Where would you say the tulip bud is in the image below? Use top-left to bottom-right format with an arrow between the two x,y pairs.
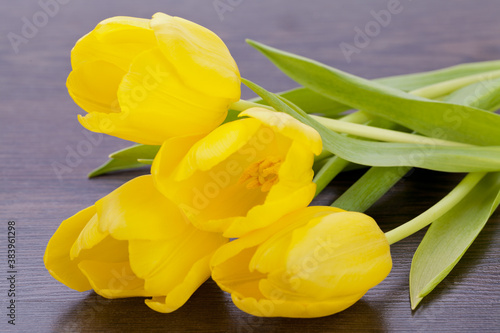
44,175 -> 227,312
67,13 -> 241,145
211,206 -> 392,318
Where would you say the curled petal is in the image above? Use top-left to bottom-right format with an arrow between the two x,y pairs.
44,206 -> 96,292
67,60 -> 124,115
241,108 -> 322,155
96,175 -> 190,240
144,254 -> 214,313
78,260 -> 150,299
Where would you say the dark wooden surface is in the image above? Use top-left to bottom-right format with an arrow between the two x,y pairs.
1,1 -> 499,332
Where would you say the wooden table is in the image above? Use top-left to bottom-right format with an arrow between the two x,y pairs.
1,1 -> 499,331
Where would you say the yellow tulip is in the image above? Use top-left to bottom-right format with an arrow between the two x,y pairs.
152,107 -> 323,237
67,13 -> 241,145
44,175 -> 227,313
211,206 -> 392,318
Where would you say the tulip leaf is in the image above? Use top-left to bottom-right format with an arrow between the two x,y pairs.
243,78 -> 500,173
109,144 -> 160,160
444,77 -> 500,111
333,166 -> 412,212
375,59 -> 500,92
88,158 -> 149,178
246,39 -> 500,146
137,159 -> 154,165
87,144 -> 159,177
409,172 -> 500,309
223,109 -> 243,123
250,86 -> 350,116
332,76 -> 500,212
250,60 -> 500,116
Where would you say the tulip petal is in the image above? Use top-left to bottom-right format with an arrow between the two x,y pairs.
152,135 -> 206,187
249,206 -> 345,274
78,260 -> 150,298
241,108 -> 323,155
285,212 -> 392,298
266,140 -> 316,202
96,175 -> 190,240
114,48 -> 230,144
128,229 -> 227,293
231,293 -> 362,318
67,60 -> 124,115
150,12 -> 240,100
144,254 -> 212,313
223,183 -> 316,237
172,118 -> 262,181
44,206 -> 95,292
71,16 -> 156,71
131,228 -> 227,312
211,247 -> 266,300
70,214 -> 108,260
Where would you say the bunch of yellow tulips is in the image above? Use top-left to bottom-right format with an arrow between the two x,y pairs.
45,12 -> 396,318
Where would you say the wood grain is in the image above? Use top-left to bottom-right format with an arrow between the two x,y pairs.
1,1 -> 499,332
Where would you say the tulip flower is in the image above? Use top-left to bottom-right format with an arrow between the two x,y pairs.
44,175 -> 227,313
67,13 -> 241,145
152,107 -> 323,237
211,206 -> 392,318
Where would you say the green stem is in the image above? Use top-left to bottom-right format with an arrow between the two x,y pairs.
384,172 -> 487,245
230,99 -> 273,112
410,69 -> 500,98
313,157 -> 350,195
310,116 -> 469,147
332,166 -> 412,212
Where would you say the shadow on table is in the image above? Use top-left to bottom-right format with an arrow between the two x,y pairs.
53,280 -> 385,332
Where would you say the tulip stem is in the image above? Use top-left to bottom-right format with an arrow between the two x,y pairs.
409,69 -> 500,98
230,100 -> 274,111
312,116 -> 469,147
313,157 -> 351,196
384,172 -> 487,245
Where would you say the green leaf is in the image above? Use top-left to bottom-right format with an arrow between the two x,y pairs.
109,144 -> 160,160
88,158 -> 148,178
249,86 -> 351,116
444,76 -> 500,111
249,60 -> 500,116
313,156 -> 350,195
410,172 -> 500,309
246,39 -> 500,146
137,158 -> 154,165
333,76 -> 500,212
223,108 -> 244,123
332,166 -> 412,212
376,59 -> 500,92
243,78 -> 500,173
